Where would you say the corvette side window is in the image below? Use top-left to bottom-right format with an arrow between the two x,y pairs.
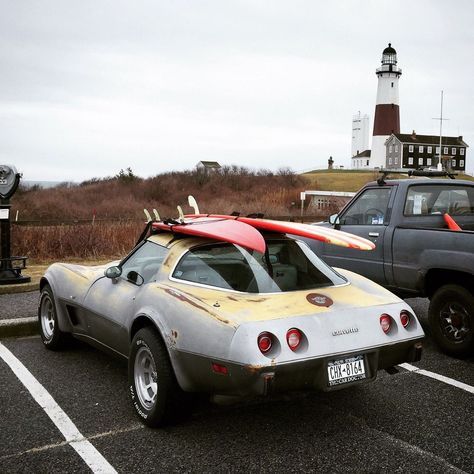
121,241 -> 168,284
340,188 -> 392,225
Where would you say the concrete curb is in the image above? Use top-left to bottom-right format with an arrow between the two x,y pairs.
0,317 -> 39,338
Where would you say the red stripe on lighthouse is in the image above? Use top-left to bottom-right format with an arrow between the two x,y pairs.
372,104 -> 400,136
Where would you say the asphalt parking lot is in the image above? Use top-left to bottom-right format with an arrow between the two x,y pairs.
0,293 -> 473,473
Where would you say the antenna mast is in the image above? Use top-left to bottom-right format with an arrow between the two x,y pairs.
432,91 -> 449,171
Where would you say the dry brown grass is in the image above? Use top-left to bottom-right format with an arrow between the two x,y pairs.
12,222 -> 143,261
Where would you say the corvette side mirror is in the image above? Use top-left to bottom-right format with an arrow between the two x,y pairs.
105,266 -> 122,279
329,214 -> 340,225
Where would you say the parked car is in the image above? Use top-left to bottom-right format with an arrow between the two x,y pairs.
307,172 -> 474,357
39,226 -> 424,427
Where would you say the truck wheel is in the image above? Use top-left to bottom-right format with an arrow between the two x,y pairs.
38,284 -> 68,350
129,327 -> 191,427
429,285 -> 473,358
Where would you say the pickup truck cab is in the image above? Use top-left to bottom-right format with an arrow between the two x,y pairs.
309,175 -> 474,357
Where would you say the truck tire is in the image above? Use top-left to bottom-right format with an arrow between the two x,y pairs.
429,284 -> 473,358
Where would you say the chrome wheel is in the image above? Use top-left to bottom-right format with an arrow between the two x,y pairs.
439,302 -> 470,343
134,346 -> 158,410
40,294 -> 55,340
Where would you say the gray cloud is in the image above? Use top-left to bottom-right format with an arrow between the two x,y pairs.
0,0 -> 473,180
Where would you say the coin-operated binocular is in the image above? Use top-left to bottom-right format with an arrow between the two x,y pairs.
0,165 -> 30,285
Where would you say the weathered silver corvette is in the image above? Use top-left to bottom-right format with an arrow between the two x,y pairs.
39,231 -> 424,427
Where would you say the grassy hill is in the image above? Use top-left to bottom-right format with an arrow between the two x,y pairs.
302,169 -> 474,192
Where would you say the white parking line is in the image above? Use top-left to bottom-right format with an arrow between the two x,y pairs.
0,342 -> 117,473
399,363 -> 474,394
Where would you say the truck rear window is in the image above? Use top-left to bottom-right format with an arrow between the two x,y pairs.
404,185 -> 474,216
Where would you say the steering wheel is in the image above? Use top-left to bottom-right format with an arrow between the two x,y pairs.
364,208 -> 384,224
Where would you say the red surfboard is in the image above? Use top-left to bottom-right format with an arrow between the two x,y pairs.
152,217 -> 266,253
184,214 -> 375,250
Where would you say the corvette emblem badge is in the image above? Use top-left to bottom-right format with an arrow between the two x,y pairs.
306,293 -> 333,307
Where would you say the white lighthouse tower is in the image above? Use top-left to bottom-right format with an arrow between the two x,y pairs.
371,43 -> 402,168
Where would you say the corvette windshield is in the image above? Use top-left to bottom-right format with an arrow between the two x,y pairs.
172,239 -> 346,293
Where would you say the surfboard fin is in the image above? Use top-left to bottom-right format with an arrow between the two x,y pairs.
144,209 -> 152,223
188,195 -> 200,214
177,205 -> 185,223
153,209 -> 161,221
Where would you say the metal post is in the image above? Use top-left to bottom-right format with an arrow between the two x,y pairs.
438,91 -> 443,171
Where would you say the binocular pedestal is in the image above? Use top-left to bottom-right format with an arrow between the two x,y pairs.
0,202 -> 31,285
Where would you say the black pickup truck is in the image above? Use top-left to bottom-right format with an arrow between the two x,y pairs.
309,173 -> 474,357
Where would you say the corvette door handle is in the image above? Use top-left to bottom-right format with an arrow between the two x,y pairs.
368,232 -> 379,237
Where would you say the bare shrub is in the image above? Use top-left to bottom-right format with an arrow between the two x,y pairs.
12,222 -> 143,261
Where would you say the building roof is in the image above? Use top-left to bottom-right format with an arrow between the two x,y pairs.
197,161 -> 221,168
352,149 -> 371,158
392,133 -> 468,147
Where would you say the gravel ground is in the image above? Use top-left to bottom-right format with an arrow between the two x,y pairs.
0,291 -> 39,320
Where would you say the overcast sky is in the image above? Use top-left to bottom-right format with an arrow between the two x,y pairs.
1,0 -> 473,182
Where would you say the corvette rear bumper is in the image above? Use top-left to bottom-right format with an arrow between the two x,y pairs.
172,337 -> 423,396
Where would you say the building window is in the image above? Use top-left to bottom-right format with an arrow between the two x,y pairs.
460,148 -> 465,156
366,159 -> 370,166
444,147 -> 448,154
452,159 -> 456,168
460,160 -> 465,167
395,145 -> 398,152
419,146 -> 424,153
427,146 -> 432,154
436,146 -> 440,154
409,145 -> 414,152
452,148 -> 456,155
427,158 -> 432,166
389,145 -> 393,153
418,157 -> 423,166
408,156 -> 414,165
391,82 -> 394,87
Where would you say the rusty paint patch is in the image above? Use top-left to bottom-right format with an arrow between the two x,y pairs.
164,288 -> 231,325
245,364 -> 266,374
306,293 -> 333,307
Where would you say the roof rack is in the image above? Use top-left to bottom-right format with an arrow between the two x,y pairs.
377,168 -> 457,185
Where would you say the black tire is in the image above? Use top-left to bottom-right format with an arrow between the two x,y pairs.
38,284 -> 68,350
128,327 -> 190,427
429,284 -> 474,358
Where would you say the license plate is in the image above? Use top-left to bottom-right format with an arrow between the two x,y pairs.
327,355 -> 366,386
0,178 -> 6,185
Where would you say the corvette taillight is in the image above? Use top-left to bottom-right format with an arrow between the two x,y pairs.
286,328 -> 302,351
380,314 -> 392,334
258,332 -> 273,353
400,310 -> 411,328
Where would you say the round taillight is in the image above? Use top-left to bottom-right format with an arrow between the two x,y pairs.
400,310 -> 411,328
286,328 -> 302,351
258,332 -> 273,353
380,314 -> 392,334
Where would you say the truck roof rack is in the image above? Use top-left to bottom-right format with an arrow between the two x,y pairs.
377,168 -> 457,185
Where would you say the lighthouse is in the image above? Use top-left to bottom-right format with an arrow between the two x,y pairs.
371,43 -> 402,168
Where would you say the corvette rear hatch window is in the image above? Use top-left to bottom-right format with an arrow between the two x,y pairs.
172,239 -> 346,293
